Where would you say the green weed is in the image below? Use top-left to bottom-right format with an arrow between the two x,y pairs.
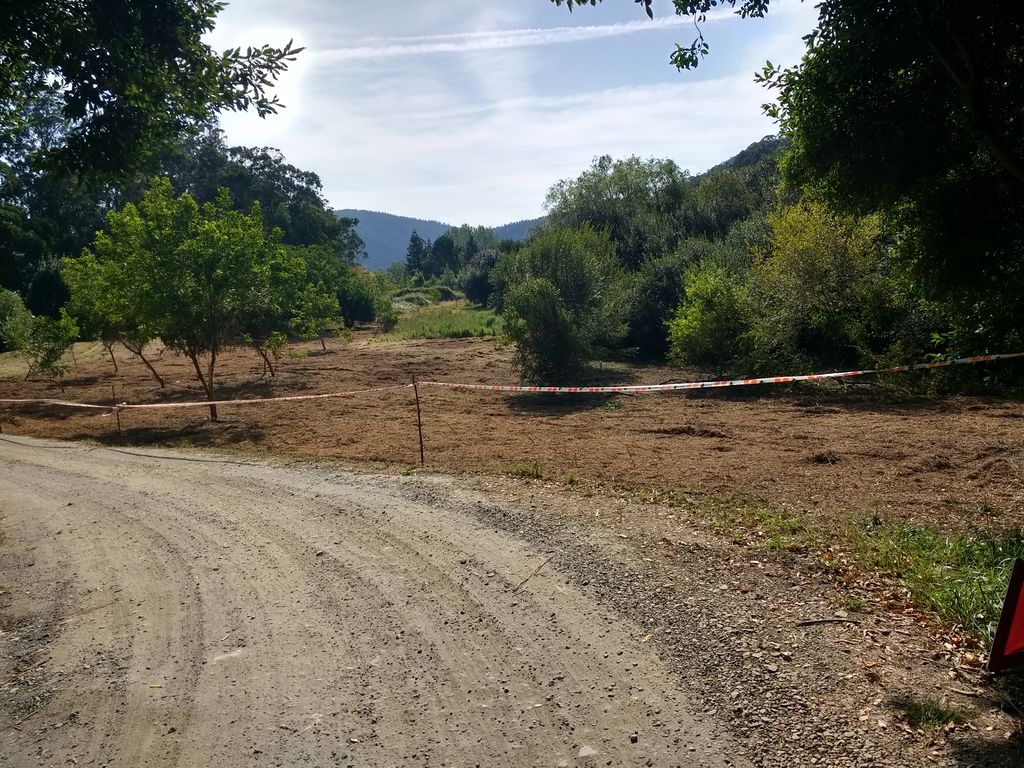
506,462 -> 544,480
855,519 -> 1024,643
709,503 -> 810,550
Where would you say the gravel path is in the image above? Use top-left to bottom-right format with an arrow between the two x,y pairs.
0,436 -> 745,768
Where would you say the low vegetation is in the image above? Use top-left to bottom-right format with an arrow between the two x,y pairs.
855,520 -> 1024,644
383,301 -> 500,341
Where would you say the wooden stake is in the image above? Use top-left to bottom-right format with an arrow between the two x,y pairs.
412,377 -> 425,467
111,384 -> 122,436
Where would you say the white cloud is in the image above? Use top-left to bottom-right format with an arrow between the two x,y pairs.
315,14 -> 718,62
212,0 -> 819,225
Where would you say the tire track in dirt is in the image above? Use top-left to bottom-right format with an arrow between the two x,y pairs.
0,437 -> 746,767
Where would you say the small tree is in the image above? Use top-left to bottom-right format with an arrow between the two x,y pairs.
79,178 -> 282,419
22,309 -> 79,386
503,278 -> 585,383
291,282 -> 342,351
65,226 -> 166,386
494,226 -> 626,383
0,289 -> 33,353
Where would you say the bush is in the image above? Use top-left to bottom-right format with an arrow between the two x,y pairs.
337,268 -> 379,326
23,308 -> 79,381
494,226 -> 626,383
667,260 -> 748,370
503,278 -> 585,383
746,200 -> 919,372
0,289 -> 33,353
627,238 -> 744,357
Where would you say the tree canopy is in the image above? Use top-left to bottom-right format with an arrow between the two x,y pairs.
553,0 -> 1024,356
1,0 -> 302,176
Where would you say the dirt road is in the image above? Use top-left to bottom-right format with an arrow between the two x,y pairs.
0,436 -> 743,767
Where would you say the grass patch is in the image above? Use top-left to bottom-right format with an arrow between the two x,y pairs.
855,519 -> 1024,643
384,301 -> 501,340
708,502 -> 811,550
894,697 -> 966,729
506,462 -> 544,480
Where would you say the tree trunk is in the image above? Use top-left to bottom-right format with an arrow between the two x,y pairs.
123,340 -> 165,388
105,341 -> 119,373
187,350 -> 219,421
207,350 -> 218,421
320,335 -> 327,352
255,346 -> 275,377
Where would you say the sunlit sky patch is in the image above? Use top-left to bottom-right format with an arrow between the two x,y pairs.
207,0 -> 817,225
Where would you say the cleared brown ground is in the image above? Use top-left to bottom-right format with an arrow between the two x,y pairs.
1,334 -> 1022,535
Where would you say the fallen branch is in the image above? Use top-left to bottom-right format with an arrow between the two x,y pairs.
512,555 -> 555,594
795,618 -> 862,627
948,686 -> 981,697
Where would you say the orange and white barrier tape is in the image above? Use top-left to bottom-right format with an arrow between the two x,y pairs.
0,352 -> 1021,414
0,383 -> 413,415
418,352 -> 1024,394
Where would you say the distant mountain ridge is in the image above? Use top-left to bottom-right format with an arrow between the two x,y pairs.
338,138 -> 785,270
335,209 -> 545,270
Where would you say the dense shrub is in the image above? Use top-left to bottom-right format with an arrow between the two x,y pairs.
503,278 -> 585,382
667,260 -> 748,370
494,226 -> 625,383
745,200 -> 916,372
336,268 -> 379,326
626,238 -> 744,356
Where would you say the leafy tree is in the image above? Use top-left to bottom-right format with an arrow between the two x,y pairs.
336,267 -> 380,327
555,2 -> 1024,357
503,278 -> 586,384
64,212 -> 168,386
19,308 -> 79,385
544,155 -> 692,270
291,282 -> 342,351
494,227 -> 626,383
0,289 -> 33,353
75,178 -> 284,418
0,202 -> 47,296
627,238 -> 741,356
1,0 -> 302,176
760,1 -> 1024,354
161,130 -> 363,259
462,247 -> 502,306
745,200 -> 921,372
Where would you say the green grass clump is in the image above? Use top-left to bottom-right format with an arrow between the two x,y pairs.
386,301 -> 502,340
856,519 -> 1024,643
709,503 -> 810,550
506,462 -> 544,479
895,697 -> 966,729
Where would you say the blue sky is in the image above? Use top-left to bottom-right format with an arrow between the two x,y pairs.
208,0 -> 817,225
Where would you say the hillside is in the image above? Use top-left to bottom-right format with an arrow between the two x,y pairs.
335,209 -> 544,270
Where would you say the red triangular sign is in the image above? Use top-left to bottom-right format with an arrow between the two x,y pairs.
988,559 -> 1024,673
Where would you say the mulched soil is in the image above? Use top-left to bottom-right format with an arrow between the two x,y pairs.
2,334 -> 1022,536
